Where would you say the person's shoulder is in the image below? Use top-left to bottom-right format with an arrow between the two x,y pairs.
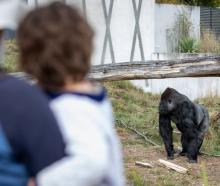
0,74 -> 36,91
0,74 -> 47,100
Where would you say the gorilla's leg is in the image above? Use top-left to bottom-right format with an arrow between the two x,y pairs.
187,140 -> 198,163
197,106 -> 209,154
184,130 -> 199,163
197,138 -> 204,155
159,114 -> 174,160
179,134 -> 187,156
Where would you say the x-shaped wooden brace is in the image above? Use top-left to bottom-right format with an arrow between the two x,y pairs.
101,0 -> 115,64
130,0 -> 145,62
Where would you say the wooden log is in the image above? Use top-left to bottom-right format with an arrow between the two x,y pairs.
90,56 -> 220,81
135,161 -> 154,168
158,159 -> 188,174
10,56 -> 220,82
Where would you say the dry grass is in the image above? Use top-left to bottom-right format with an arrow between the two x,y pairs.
103,81 -> 220,186
198,30 -> 220,54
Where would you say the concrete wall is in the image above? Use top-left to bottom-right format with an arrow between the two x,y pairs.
25,1 -> 220,99
133,52 -> 220,100
155,4 -> 200,53
80,0 -> 155,65
135,4 -> 220,100
27,0 -> 155,65
145,77 -> 220,100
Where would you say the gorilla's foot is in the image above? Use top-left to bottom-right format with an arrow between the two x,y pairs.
188,159 -> 198,163
179,151 -> 187,156
167,155 -> 174,160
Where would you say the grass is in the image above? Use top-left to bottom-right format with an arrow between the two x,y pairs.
196,96 -> 220,155
3,40 -> 19,72
105,81 -> 162,146
198,30 -> 220,54
127,169 -> 146,186
103,81 -> 220,186
200,162 -> 209,186
4,41 -> 220,185
104,81 -> 220,156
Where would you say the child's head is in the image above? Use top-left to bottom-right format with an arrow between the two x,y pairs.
17,2 -> 94,91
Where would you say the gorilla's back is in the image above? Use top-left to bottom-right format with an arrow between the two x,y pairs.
194,104 -> 209,133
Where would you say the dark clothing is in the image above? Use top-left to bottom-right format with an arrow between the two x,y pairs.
0,74 -> 66,186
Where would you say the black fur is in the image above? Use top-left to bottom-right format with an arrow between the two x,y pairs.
159,88 -> 209,163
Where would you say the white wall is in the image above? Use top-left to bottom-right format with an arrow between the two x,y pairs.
142,77 -> 220,100
26,1 -> 220,99
135,4 -> 220,100
83,0 -> 155,65
28,0 -> 155,65
134,52 -> 220,100
155,4 -> 200,53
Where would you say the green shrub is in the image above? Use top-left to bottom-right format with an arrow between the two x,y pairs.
166,12 -> 193,53
179,37 -> 198,53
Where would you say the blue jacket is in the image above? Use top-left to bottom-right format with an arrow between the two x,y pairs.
0,74 -> 66,186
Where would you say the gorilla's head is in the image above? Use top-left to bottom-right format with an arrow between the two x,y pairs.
159,87 -> 180,115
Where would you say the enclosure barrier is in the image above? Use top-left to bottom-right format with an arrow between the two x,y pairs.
12,56 -> 220,82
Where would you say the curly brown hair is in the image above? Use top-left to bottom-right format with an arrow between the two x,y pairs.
17,2 -> 94,91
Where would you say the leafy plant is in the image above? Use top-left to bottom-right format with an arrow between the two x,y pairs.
156,0 -> 181,4
156,0 -> 220,7
166,11 -> 194,53
179,37 -> 198,53
182,0 -> 220,7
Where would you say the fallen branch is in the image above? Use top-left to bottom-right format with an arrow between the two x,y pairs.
158,159 -> 188,174
116,119 -> 160,147
135,161 -> 154,168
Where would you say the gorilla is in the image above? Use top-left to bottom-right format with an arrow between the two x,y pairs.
159,87 -> 209,163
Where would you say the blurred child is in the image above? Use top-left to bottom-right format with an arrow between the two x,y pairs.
0,1 -> 66,186
17,2 -> 125,186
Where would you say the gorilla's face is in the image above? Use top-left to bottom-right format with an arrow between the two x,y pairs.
159,98 -> 176,114
159,88 -> 178,114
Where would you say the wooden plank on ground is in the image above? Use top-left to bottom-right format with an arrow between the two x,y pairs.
158,159 -> 188,174
135,161 -> 154,168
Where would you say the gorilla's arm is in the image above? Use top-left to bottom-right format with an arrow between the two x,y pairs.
159,114 -> 174,159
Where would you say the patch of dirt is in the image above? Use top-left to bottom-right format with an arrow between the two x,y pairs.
119,128 -> 220,186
